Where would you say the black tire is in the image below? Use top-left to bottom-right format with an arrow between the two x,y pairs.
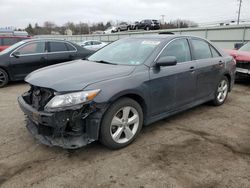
100,98 -> 143,150
212,76 -> 229,106
0,68 -> 9,88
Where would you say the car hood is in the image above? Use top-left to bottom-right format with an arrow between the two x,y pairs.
25,60 -> 135,92
224,49 -> 250,61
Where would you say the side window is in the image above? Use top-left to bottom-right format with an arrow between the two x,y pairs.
49,42 -> 68,52
192,39 -> 212,60
85,41 -> 92,46
3,38 -> 19,46
16,42 -> 45,55
93,41 -> 101,45
159,39 -> 191,63
210,46 -> 221,58
65,43 -> 76,51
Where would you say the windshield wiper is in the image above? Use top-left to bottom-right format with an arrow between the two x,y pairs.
94,60 -> 117,65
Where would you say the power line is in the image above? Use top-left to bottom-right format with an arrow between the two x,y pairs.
237,0 -> 243,25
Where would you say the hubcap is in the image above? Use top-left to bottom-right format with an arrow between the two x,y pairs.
110,106 -> 139,144
217,80 -> 228,103
0,71 -> 6,86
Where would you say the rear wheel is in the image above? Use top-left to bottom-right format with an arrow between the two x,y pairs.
212,76 -> 229,106
100,98 -> 143,149
0,68 -> 9,88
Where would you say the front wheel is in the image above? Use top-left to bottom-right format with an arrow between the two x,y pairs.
212,76 -> 229,106
100,98 -> 143,149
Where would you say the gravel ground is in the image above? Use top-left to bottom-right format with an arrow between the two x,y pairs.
0,81 -> 250,188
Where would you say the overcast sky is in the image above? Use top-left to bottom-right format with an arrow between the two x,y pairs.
1,0 -> 250,28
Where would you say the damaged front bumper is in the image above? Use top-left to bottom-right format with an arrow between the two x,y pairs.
18,94 -> 103,149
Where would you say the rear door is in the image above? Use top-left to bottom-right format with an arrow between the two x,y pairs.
10,41 -> 47,79
46,41 -> 77,66
190,38 -> 223,100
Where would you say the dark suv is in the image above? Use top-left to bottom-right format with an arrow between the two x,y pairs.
136,19 -> 160,30
18,35 -> 236,150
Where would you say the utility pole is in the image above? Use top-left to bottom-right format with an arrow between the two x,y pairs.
237,0 -> 243,25
160,15 -> 165,24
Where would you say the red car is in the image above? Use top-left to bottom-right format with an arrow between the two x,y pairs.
0,36 -> 31,52
224,42 -> 250,77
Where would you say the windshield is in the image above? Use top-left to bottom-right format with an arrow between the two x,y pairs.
88,38 -> 162,65
0,40 -> 26,55
239,42 -> 250,52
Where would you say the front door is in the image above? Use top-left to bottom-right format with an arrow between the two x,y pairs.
149,38 -> 196,116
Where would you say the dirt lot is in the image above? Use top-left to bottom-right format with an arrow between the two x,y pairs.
0,82 -> 250,188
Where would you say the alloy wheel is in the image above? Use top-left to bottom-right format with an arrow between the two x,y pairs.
110,106 -> 139,144
217,79 -> 228,103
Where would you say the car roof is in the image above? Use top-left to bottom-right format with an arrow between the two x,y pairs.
0,36 -> 31,38
17,38 -> 73,43
128,34 -> 208,42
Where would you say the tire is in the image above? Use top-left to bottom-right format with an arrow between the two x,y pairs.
100,98 -> 143,150
212,76 -> 229,106
0,68 -> 9,88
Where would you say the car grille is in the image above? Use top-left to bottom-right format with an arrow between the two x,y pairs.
30,86 -> 54,111
236,61 -> 250,69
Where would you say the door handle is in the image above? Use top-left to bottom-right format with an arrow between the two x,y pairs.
189,66 -> 195,73
218,60 -> 224,66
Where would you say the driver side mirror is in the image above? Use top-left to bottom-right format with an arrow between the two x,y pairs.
12,51 -> 20,58
155,56 -> 177,67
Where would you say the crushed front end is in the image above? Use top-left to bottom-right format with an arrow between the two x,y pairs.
18,85 -> 103,149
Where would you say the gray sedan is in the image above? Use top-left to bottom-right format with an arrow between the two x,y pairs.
18,35 -> 236,150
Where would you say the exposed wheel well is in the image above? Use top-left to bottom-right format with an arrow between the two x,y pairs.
0,67 -> 10,80
224,73 -> 231,91
113,94 -> 147,122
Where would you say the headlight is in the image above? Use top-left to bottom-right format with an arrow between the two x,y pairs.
45,89 -> 101,111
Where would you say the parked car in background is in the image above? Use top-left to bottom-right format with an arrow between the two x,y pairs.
104,26 -> 118,34
92,31 -> 104,35
224,42 -> 250,78
137,19 -> 161,30
18,35 -> 235,150
130,21 -> 139,30
0,39 -> 94,87
78,40 -> 108,51
117,22 -> 131,32
0,36 -> 31,52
